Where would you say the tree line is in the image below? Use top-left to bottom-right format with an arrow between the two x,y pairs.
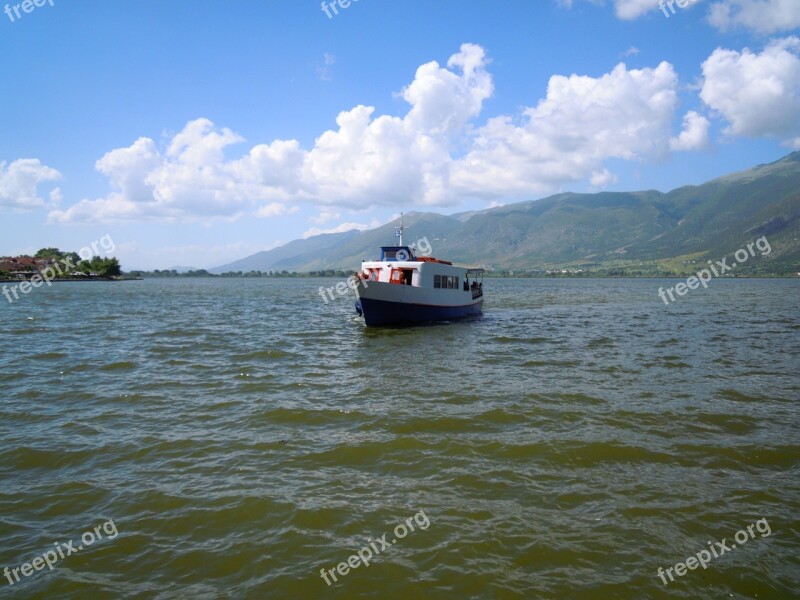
0,248 -> 121,279
126,269 -> 354,278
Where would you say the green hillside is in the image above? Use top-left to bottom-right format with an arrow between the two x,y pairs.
212,152 -> 800,276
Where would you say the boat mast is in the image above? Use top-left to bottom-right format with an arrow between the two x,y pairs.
397,212 -> 404,246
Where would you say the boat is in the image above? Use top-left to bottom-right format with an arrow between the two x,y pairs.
353,221 -> 484,327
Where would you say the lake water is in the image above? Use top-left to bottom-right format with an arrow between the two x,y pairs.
1,277 -> 798,599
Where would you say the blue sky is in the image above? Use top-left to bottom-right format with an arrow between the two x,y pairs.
2,0 -> 799,270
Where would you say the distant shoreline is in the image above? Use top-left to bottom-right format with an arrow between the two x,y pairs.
0,277 -> 142,283
94,274 -> 798,280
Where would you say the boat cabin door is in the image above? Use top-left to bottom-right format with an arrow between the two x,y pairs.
390,268 -> 413,285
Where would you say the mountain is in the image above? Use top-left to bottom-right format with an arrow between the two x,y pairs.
211,152 -> 800,275
210,230 -> 361,273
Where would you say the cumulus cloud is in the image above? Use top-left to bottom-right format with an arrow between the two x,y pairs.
48,43 -> 705,223
563,0 -> 799,34
49,44 -> 494,223
700,37 -> 800,147
49,120 -> 303,223
255,203 -> 300,218
590,168 -> 619,189
49,187 -> 63,206
708,0 -> 800,34
450,61 -> 680,198
312,209 -> 342,224
302,43 -> 493,207
670,110 -> 712,150
318,53 -> 336,81
558,0 -> 697,21
614,0 -> 664,20
0,159 -> 61,210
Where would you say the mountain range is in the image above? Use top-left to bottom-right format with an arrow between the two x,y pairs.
211,152 -> 800,276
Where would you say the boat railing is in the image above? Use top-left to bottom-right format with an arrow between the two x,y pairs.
467,268 -> 484,299
471,281 -> 483,299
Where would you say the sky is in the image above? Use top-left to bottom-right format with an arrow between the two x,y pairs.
1,0 -> 799,270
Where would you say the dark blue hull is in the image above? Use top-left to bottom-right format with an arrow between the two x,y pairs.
357,297 -> 483,327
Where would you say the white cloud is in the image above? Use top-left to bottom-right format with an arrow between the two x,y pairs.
700,37 -> 800,147
47,43 -> 701,223
403,42 -> 493,137
558,0 -> 699,20
49,187 -> 63,205
670,110 -> 712,150
312,209 -> 342,224
99,137 -> 161,203
560,0 -> 798,34
708,0 -> 800,34
49,44 -> 494,223
49,121 -> 305,223
0,159 -> 61,210
615,0 -> 664,20
590,168 -> 619,188
255,203 -> 299,218
450,61 -> 679,198
302,43 -> 494,207
319,53 -> 336,81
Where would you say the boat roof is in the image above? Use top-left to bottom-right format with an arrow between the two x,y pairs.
379,246 -> 416,261
372,245 -> 483,273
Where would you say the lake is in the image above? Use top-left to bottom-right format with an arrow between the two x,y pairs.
1,277 -> 798,598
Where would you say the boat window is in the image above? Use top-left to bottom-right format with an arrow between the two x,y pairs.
436,275 -> 463,290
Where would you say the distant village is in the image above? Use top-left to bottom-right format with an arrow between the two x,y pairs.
0,256 -> 68,279
0,249 -> 121,281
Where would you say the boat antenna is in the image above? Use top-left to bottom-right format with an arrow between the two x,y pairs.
396,212 -> 404,246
